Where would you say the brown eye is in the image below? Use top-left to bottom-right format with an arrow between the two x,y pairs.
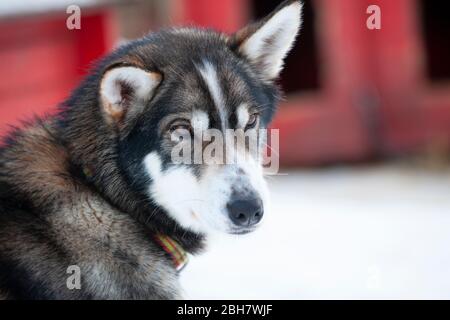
168,120 -> 193,139
245,113 -> 259,130
170,123 -> 190,132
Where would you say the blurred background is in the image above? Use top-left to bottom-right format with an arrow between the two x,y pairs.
0,0 -> 449,299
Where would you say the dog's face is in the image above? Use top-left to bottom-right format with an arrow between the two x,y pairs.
98,1 -> 302,235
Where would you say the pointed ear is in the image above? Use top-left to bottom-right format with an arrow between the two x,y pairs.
99,65 -> 162,125
231,0 -> 303,81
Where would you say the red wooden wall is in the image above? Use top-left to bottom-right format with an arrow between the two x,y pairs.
0,8 -> 117,136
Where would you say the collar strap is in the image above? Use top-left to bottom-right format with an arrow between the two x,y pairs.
153,233 -> 189,272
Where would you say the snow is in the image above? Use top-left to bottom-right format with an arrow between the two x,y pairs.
180,165 -> 450,299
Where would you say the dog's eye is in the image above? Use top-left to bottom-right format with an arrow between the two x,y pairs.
168,120 -> 193,140
170,123 -> 191,132
245,113 -> 259,131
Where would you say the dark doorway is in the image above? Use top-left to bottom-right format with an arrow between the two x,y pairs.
251,0 -> 320,93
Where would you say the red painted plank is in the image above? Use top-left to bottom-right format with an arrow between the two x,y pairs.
0,9 -> 117,139
272,96 -> 372,166
0,38 -> 78,94
172,0 -> 249,33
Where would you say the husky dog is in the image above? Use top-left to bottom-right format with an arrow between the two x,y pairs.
0,0 -> 302,299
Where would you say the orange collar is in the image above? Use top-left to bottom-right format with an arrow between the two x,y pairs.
153,233 -> 189,272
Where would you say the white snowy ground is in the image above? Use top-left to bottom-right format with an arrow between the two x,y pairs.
180,165 -> 450,299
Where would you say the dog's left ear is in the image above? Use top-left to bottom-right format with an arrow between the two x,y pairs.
99,65 -> 162,125
230,0 -> 303,81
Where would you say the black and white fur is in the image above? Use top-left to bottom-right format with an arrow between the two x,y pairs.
0,0 -> 302,299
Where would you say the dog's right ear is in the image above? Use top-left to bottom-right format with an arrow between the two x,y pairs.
99,65 -> 162,125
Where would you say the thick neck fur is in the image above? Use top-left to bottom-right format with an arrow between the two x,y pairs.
0,85 -> 204,254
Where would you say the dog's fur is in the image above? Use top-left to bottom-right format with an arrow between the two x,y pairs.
0,0 -> 302,299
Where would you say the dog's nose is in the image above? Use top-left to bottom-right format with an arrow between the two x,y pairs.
227,198 -> 263,227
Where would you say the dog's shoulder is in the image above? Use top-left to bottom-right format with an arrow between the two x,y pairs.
0,122 -> 180,300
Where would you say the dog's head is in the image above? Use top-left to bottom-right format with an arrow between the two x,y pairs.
97,0 -> 302,235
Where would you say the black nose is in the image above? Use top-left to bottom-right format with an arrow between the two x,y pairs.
227,198 -> 263,227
